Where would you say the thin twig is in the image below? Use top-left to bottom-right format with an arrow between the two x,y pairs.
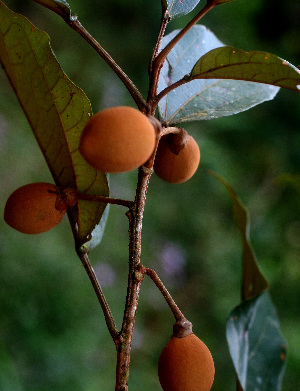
75,191 -> 135,209
76,250 -> 119,343
153,75 -> 190,111
148,14 -> 170,78
64,18 -> 148,112
148,1 -> 217,111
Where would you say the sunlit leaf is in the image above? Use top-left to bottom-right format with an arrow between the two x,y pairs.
273,173 -> 300,194
32,0 -> 75,20
226,292 -> 287,391
191,46 -> 300,92
0,1 -> 109,243
157,26 -> 279,125
162,0 -> 201,19
210,171 -> 269,300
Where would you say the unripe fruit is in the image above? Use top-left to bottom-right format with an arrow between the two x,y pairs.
4,183 -> 66,234
79,106 -> 156,173
154,134 -> 200,184
158,334 -> 215,391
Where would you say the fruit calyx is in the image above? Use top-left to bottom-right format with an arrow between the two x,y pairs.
164,128 -> 189,155
173,318 -> 193,338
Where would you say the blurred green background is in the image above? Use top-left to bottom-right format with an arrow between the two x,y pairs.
0,0 -> 299,390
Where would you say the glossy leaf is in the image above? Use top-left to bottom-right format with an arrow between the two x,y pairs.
162,0 -> 201,19
210,171 -> 269,300
0,2 -> 109,243
32,0 -> 74,20
191,46 -> 300,92
157,26 -> 279,125
226,292 -> 287,391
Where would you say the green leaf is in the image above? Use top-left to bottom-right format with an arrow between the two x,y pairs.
157,26 -> 279,125
226,292 -> 287,391
162,0 -> 201,19
85,203 -> 110,251
32,0 -> 75,20
191,46 -> 300,92
273,173 -> 300,194
210,171 -> 269,300
0,1 -> 109,243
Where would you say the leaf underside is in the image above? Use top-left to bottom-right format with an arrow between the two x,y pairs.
0,1 -> 109,243
162,0 -> 201,19
158,26 -> 280,125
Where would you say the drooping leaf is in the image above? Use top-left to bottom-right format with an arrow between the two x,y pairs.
226,292 -> 287,391
32,0 -> 75,20
210,171 -> 269,300
190,46 -> 300,92
0,1 -> 109,243
162,0 -> 201,20
157,26 -> 279,125
273,173 -> 300,194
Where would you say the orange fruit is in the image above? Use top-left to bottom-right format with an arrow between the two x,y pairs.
4,183 -> 66,234
154,134 -> 200,183
79,106 -> 156,173
158,334 -> 215,391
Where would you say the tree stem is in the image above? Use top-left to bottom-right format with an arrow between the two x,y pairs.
115,166 -> 153,390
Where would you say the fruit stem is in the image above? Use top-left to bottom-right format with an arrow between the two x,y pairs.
74,190 -> 134,208
140,266 -> 187,323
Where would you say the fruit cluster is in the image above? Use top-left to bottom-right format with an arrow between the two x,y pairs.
4,106 -> 201,234
3,106 -> 213,390
79,105 -> 200,183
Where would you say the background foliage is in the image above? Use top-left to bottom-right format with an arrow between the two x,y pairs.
0,0 -> 299,390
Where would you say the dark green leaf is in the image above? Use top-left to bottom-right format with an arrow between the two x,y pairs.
32,0 -> 75,20
210,171 -> 269,299
157,26 -> 279,125
226,292 -> 287,391
162,0 -> 201,19
191,46 -> 300,92
273,173 -> 300,194
0,2 -> 109,242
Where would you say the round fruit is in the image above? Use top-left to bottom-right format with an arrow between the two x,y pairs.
158,334 -> 215,391
154,134 -> 200,183
79,106 -> 156,173
4,183 -> 66,234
